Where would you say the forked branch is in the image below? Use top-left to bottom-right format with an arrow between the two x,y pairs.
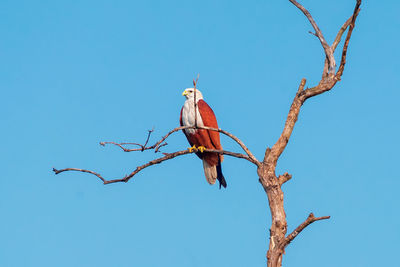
266,0 -> 361,162
323,3 -> 361,78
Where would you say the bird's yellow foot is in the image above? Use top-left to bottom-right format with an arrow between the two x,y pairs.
198,146 -> 206,153
188,145 -> 197,152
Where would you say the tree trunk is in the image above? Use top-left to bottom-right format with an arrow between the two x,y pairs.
258,162 -> 287,267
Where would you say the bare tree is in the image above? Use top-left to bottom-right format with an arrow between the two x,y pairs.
53,1 -> 362,266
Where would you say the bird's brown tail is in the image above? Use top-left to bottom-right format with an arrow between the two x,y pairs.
202,158 -> 227,189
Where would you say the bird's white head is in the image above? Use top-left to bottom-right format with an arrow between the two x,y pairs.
182,88 -> 204,101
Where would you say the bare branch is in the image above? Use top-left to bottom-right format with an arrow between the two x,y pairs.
336,0 -> 362,79
53,148 -> 254,185
289,0 -> 335,74
266,79 -> 306,164
282,213 -> 330,248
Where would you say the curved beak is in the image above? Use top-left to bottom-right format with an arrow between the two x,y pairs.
182,90 -> 188,96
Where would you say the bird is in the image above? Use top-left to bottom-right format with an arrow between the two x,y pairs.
180,88 -> 227,188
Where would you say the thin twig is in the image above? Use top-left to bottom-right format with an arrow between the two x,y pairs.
193,75 -> 199,128
154,142 -> 168,152
308,31 -> 317,37
143,128 -> 154,150
100,141 -> 141,152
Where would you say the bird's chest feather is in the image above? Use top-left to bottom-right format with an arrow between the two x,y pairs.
182,100 -> 204,135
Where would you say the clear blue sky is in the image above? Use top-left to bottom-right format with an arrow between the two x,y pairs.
1,0 -> 399,266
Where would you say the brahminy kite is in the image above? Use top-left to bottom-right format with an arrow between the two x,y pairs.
180,88 -> 227,188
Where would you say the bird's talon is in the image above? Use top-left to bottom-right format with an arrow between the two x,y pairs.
188,145 -> 197,152
198,146 -> 206,153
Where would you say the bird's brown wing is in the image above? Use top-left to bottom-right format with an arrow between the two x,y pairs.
198,99 -> 222,150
